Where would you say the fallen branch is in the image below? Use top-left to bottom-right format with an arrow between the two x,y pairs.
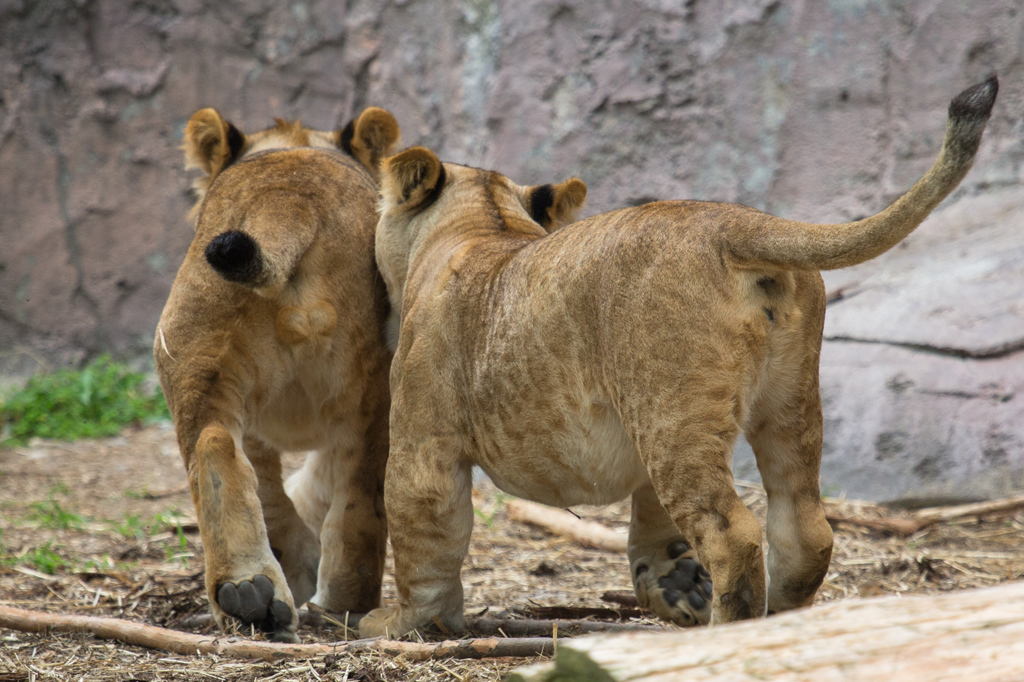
0,605 -> 554,661
505,499 -> 627,552
823,493 -> 1024,537
178,610 -> 665,637
473,616 -> 663,637
511,604 -> 648,622
912,493 -> 1024,522
823,512 -> 927,536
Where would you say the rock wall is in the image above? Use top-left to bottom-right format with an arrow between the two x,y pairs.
1,0 -> 1022,500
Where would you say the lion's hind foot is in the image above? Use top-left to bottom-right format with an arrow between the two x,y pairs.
633,539 -> 713,627
217,574 -> 298,642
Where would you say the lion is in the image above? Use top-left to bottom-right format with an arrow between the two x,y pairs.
154,106 -> 400,641
359,77 -> 998,637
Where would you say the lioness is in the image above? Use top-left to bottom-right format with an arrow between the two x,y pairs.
155,107 -> 400,641
360,77 -> 998,637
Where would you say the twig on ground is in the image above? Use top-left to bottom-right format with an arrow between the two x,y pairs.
505,499 -> 627,552
912,493 -> 1024,522
823,493 -> 1024,536
823,513 -> 926,536
511,605 -> 648,622
601,591 -> 640,608
178,610 -> 665,637
0,605 -> 557,661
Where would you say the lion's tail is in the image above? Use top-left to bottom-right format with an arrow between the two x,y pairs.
725,76 -> 998,271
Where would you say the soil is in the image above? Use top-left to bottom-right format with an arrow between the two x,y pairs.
1,424 -> 1023,681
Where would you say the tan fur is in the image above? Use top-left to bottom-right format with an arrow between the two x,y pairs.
157,107 -> 400,641
360,78 -> 998,637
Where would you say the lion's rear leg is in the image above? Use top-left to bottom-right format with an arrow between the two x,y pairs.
245,436 -> 320,608
628,483 -> 712,626
295,440 -> 388,615
622,399 -> 767,624
360,439 -> 472,638
191,424 -> 298,642
746,381 -> 833,614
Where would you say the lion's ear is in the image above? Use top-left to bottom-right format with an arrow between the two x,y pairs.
381,147 -> 445,209
183,108 -> 246,178
338,107 -> 401,174
528,177 -> 587,231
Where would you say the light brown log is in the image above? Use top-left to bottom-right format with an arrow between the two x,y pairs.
509,580 -> 1024,682
0,605 -> 554,661
505,499 -> 628,552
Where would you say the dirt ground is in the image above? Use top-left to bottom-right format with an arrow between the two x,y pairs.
1,423 -> 1023,681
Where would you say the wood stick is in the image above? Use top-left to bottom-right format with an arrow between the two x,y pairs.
509,580 -> 1024,681
177,611 -> 665,636
473,617 -> 664,636
601,591 -> 640,608
0,605 -> 554,661
823,493 -> 1024,536
505,499 -> 627,552
912,493 -> 1024,522
512,604 -> 648,622
823,512 -> 927,536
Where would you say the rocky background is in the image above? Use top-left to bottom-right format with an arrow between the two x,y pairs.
1,0 -> 1022,501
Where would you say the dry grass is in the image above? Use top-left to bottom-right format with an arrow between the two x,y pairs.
1,425 -> 1022,681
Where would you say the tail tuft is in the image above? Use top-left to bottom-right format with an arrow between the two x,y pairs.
948,75 -> 999,121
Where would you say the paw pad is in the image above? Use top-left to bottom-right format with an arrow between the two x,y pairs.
633,539 -> 713,627
217,574 -> 297,642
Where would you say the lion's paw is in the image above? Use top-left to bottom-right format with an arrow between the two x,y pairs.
359,606 -> 405,639
216,574 -> 298,642
633,539 -> 712,627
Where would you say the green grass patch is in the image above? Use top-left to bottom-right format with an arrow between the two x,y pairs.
0,355 -> 171,445
473,492 -> 506,529
28,498 -> 84,530
20,542 -> 67,574
109,513 -> 145,540
124,486 -> 150,500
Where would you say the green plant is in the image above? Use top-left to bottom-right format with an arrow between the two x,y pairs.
175,521 -> 189,553
110,513 -> 145,540
124,486 -> 150,500
28,498 -> 84,530
164,523 -> 191,566
473,493 -> 506,529
0,355 -> 171,445
84,554 -> 114,571
21,542 -> 66,574
152,509 -> 184,530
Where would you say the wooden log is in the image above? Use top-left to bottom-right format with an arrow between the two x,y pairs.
505,499 -> 628,552
508,580 -> 1024,681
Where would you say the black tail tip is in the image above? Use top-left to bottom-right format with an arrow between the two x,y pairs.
948,74 -> 998,121
205,230 -> 265,285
